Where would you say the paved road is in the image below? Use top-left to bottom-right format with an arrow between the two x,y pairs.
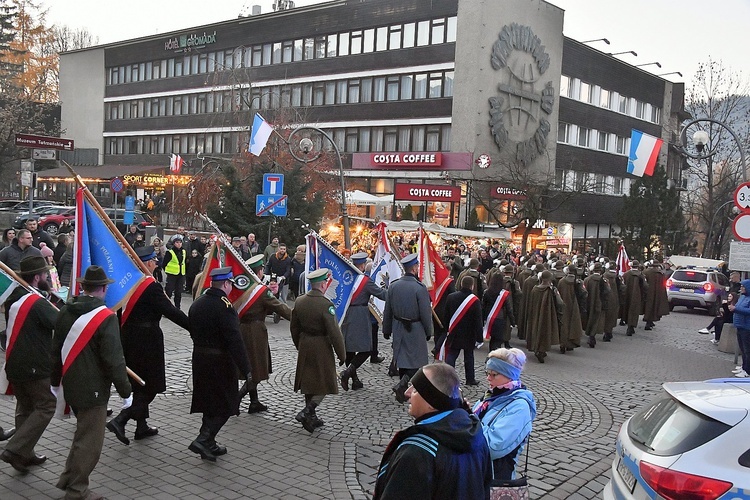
0,299 -> 736,499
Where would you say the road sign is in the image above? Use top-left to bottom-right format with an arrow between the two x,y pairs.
110,177 -> 124,193
733,213 -> 750,242
262,173 -> 284,195
20,171 -> 32,187
729,242 -> 750,272
14,133 -> 74,151
32,149 -> 56,160
256,194 -> 287,217
734,182 -> 750,212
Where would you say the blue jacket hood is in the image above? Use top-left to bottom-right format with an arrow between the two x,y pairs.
742,279 -> 750,295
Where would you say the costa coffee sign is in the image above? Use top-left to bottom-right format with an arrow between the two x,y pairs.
490,184 -> 527,201
371,153 -> 441,167
394,183 -> 461,202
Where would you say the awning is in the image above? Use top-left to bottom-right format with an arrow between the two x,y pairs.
37,164 -> 167,181
343,190 -> 393,206
381,220 -> 511,240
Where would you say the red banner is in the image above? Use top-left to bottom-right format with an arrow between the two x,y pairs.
394,183 -> 461,202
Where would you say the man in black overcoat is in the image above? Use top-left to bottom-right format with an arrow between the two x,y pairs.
441,275 -> 483,385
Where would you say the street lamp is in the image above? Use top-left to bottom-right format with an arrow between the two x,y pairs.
636,62 -> 662,69
659,71 -> 683,78
286,126 -> 350,249
704,200 -> 737,258
582,38 -> 610,45
677,118 -> 748,183
608,50 -> 637,57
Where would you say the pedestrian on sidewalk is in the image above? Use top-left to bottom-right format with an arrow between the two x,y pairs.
730,281 -> 750,378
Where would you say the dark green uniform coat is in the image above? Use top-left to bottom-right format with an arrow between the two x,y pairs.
622,269 -> 647,326
526,284 -> 563,353
51,295 -> 132,409
583,273 -> 608,336
290,289 -> 346,395
603,270 -> 624,334
239,283 -> 291,382
643,266 -> 669,322
557,275 -> 585,349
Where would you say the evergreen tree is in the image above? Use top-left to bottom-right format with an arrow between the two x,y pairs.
0,0 -> 19,90
617,166 -> 683,260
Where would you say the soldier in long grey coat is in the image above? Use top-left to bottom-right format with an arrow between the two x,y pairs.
383,253 -> 433,403
340,253 -> 387,391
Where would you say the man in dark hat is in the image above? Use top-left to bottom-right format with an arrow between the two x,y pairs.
290,268 -> 346,433
383,253 -> 434,403
106,246 -> 190,446
340,252 -> 387,392
187,267 -> 252,461
52,265 -> 131,500
373,363 -> 492,499
1,256 -> 59,474
163,236 -> 186,309
236,255 -> 291,413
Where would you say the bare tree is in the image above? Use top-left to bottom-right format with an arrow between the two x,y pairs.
682,58 -> 750,259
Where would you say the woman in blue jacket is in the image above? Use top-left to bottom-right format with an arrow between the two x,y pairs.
730,279 -> 750,377
472,348 -> 537,480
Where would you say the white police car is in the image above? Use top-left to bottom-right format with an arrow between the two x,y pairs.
604,378 -> 750,500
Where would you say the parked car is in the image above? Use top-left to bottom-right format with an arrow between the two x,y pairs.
102,208 -> 154,234
38,207 -> 76,235
604,378 -> 750,500
12,205 -> 73,229
3,200 -> 63,212
0,199 -> 21,210
666,268 -> 728,316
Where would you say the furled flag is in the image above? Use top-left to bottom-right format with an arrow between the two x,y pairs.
305,231 -> 365,325
627,129 -> 663,177
72,187 -> 155,318
418,226 -> 453,305
369,222 -> 403,321
193,238 -> 222,298
616,243 -> 631,276
170,153 -> 184,174
249,113 -> 274,156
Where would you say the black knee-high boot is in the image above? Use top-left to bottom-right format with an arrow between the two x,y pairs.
188,419 -> 216,462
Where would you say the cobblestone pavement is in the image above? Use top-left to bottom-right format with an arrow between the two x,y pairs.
0,299 -> 735,499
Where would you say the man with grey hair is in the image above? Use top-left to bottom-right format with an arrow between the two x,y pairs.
374,363 -> 492,499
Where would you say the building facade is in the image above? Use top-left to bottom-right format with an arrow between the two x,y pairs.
56,0 -> 686,253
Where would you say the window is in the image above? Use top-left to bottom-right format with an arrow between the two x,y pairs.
613,177 -> 623,194
363,29 -> 375,53
431,19 -> 445,44
651,106 -> 661,124
384,127 -> 398,151
272,42 -> 282,64
325,82 -> 335,104
579,81 -> 591,103
348,80 -> 360,103
336,80 -> 348,104
560,75 -> 570,98
262,44 -> 272,65
577,127 -> 590,147
376,27 -> 388,51
350,30 -> 362,55
373,77 -> 385,101
429,73 -> 443,98
313,83 -> 325,105
444,71 -> 454,96
326,35 -> 337,57
252,45 -> 263,66
315,36 -> 326,58
618,95 -> 628,113
600,89 -> 611,108
359,128 -> 371,152
412,126 -> 425,151
403,23 -> 416,48
360,78 -> 372,102
389,25 -> 402,50
635,101 -> 646,119
594,174 -> 606,193
616,136 -> 627,154
401,75 -> 413,99
426,126 -> 440,150
338,33 -> 349,56
417,20 -> 430,46
414,73 -> 427,99
446,17 -> 457,42
557,122 -> 570,143
597,131 -> 609,151
387,76 -> 399,101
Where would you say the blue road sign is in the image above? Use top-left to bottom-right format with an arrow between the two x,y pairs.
124,195 -> 135,225
262,173 -> 284,195
256,194 -> 287,217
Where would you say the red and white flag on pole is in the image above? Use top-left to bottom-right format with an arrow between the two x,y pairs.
418,226 -> 453,306
169,154 -> 184,174
616,244 -> 631,276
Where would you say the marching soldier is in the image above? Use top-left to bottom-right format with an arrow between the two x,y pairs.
583,262 -> 609,348
383,254 -> 433,403
236,255 -> 291,413
526,270 -> 564,363
622,260 -> 647,336
188,267 -> 252,461
643,261 -> 669,330
107,246 -> 190,446
340,252 -> 387,391
290,268 -> 346,433
603,263 -> 624,341
557,263 -> 586,352
1,256 -> 59,473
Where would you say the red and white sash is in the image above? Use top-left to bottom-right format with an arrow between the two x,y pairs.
61,306 -> 114,377
236,284 -> 270,317
350,275 -> 368,303
483,289 -> 510,340
438,294 -> 480,361
0,294 -> 42,395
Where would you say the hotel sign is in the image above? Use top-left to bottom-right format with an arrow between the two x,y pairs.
164,31 -> 217,52
394,183 -> 461,203
490,184 -> 527,201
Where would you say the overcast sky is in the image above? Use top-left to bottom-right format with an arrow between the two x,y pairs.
46,0 -> 749,88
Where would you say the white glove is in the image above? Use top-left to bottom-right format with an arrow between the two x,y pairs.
475,342 -> 484,349
50,386 -> 60,399
122,395 -> 133,409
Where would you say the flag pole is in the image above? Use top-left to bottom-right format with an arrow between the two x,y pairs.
62,161 -> 150,276
199,213 -> 261,283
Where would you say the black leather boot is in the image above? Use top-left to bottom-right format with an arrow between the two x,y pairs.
340,366 -> 354,391
188,424 -> 216,461
588,336 -> 596,348
309,406 -> 324,429
351,370 -> 364,391
626,326 -> 635,336
295,401 -> 317,433
247,388 -> 267,414
134,419 -> 159,440
106,408 -> 132,445
236,380 -> 250,408
392,375 -> 410,404
0,426 -> 15,441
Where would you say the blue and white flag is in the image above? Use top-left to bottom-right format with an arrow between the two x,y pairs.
73,188 -> 154,314
627,129 -> 663,177
249,113 -> 273,156
305,232 -> 363,325
369,222 -> 403,321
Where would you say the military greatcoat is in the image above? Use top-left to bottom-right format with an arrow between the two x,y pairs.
239,283 -> 291,382
382,273 -> 433,370
643,266 -> 670,322
526,284 -> 563,353
290,289 -> 346,395
341,277 -> 386,352
603,270 -> 624,334
557,275 -> 585,349
622,269 -> 647,326
583,273 -> 608,336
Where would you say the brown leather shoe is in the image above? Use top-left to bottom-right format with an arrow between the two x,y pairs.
1,450 -> 29,474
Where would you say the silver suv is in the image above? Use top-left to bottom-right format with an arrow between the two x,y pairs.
666,268 -> 728,315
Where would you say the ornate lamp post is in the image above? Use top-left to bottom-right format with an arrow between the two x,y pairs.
285,126 -> 350,249
678,118 -> 747,183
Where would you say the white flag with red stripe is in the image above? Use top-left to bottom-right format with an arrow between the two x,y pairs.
483,289 -> 510,340
616,244 -> 631,276
438,293 -> 479,361
170,154 -> 184,173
